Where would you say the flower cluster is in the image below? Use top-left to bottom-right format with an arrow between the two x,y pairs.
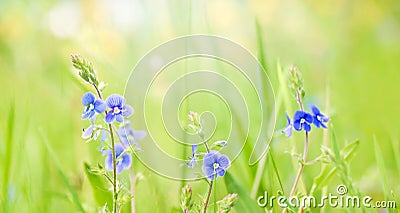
73,54 -> 146,175
181,111 -> 235,213
185,111 -> 231,181
282,105 -> 329,137
72,54 -> 148,212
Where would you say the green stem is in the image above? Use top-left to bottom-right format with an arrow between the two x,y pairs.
213,178 -> 217,213
130,168 -> 136,213
92,83 -> 118,213
199,130 -> 213,212
203,180 -> 214,213
109,123 -> 118,213
289,132 -> 308,197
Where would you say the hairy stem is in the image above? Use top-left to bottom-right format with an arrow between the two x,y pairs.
109,123 -> 118,213
289,132 -> 309,197
203,180 -> 214,213
199,131 -> 213,212
92,83 -> 118,213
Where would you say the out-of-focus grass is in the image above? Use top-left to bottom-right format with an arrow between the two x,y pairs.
0,0 -> 399,212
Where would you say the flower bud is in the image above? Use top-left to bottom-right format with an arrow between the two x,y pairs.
217,193 -> 238,213
180,184 -> 192,212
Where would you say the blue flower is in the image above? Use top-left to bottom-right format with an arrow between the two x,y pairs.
104,94 -> 134,123
187,145 -> 198,168
118,121 -> 146,148
82,125 -> 95,139
281,112 -> 293,137
202,151 -> 230,180
105,143 -> 132,174
81,92 -> 106,119
311,105 -> 329,128
293,111 -> 313,132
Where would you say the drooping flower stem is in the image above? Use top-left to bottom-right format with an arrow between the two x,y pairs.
288,131 -> 309,197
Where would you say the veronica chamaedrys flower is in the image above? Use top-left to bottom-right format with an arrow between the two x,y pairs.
187,145 -> 198,168
311,105 -> 329,128
118,121 -> 146,148
105,143 -> 132,174
202,151 -> 230,180
281,112 -> 293,137
81,92 -> 106,119
82,125 -> 95,139
293,111 -> 313,132
104,94 -> 134,123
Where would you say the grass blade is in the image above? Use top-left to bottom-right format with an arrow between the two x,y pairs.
83,163 -> 112,209
2,101 -> 15,211
224,172 -> 263,213
39,129 -> 86,212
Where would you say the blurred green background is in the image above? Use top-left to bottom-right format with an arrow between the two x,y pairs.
1,0 -> 400,212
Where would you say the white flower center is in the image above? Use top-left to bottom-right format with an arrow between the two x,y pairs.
300,118 -> 306,124
89,103 -> 94,110
213,163 -> 220,169
113,107 -> 121,114
317,115 -> 322,121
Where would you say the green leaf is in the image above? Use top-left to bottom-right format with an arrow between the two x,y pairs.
83,163 -> 113,209
224,172 -> 263,213
330,130 -> 341,163
310,139 -> 360,195
40,130 -> 86,212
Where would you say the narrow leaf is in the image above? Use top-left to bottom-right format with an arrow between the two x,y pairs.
224,172 -> 263,213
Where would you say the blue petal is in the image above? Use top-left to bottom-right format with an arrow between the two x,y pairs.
282,125 -> 293,137
321,115 -> 329,123
85,110 -> 95,120
304,113 -> 313,123
293,120 -> 302,131
106,94 -> 125,108
293,111 -> 304,123
217,154 -> 230,169
94,100 -> 106,113
133,130 -> 147,140
311,105 -> 320,115
304,123 -> 311,132
116,163 -> 124,174
203,151 -> 218,167
192,144 -> 198,154
187,158 -> 197,168
313,117 -> 321,128
122,105 -> 134,117
202,165 -> 215,180
115,143 -> 125,157
100,130 -> 108,142
320,122 -> 327,129
285,112 -> 291,124
105,153 -> 113,171
216,167 -> 226,177
104,112 -> 115,123
121,153 -> 132,169
82,92 -> 95,106
115,114 -> 124,123
81,109 -> 90,119
82,125 -> 95,139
